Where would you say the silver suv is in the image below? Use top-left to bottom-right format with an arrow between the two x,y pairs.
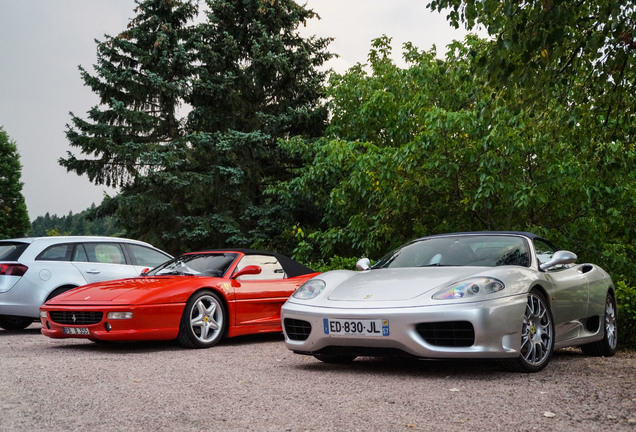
0,236 -> 172,330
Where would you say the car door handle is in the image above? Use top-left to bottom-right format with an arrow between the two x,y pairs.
85,270 -> 101,274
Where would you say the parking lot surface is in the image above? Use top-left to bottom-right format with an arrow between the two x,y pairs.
1,324 -> 634,431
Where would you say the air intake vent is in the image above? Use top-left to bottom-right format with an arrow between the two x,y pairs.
49,311 -> 103,325
284,318 -> 311,341
416,321 -> 475,347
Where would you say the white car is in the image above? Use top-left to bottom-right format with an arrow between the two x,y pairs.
281,232 -> 617,372
0,236 -> 172,330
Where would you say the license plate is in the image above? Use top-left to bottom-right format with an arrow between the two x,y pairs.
63,327 -> 90,335
323,318 -> 389,336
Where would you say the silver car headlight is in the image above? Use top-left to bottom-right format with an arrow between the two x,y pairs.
433,277 -> 505,300
292,279 -> 326,300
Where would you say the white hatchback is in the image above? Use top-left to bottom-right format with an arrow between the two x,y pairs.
0,236 -> 172,330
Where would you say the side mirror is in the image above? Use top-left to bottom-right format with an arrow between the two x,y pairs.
140,268 -> 150,275
356,258 -> 371,271
233,265 -> 262,279
540,250 -> 577,271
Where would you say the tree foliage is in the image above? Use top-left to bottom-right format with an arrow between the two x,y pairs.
0,126 -> 30,238
29,205 -> 122,237
427,0 -> 636,135
61,0 -> 197,188
274,36 -> 635,288
60,0 -> 331,255
424,0 -> 636,287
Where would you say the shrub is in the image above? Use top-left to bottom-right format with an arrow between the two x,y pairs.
306,256 -> 361,273
615,280 -> 636,350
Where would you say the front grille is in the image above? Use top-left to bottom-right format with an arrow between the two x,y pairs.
49,311 -> 103,325
284,318 -> 312,341
416,321 -> 475,347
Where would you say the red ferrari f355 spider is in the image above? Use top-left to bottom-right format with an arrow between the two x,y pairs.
40,249 -> 318,348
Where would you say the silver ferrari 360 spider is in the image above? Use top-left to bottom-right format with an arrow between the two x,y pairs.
281,232 -> 617,372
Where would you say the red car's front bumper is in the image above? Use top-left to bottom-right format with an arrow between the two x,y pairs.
40,303 -> 184,341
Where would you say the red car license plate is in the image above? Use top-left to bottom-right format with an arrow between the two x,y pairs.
63,327 -> 89,335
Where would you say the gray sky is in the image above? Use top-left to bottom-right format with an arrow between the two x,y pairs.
0,0 -> 470,221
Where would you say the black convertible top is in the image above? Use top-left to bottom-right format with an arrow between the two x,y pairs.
198,249 -> 315,278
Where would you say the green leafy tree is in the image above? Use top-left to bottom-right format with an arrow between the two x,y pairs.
276,36 -> 500,259
276,36 -> 635,290
426,0 -> 636,284
427,0 -> 636,130
0,127 -> 30,238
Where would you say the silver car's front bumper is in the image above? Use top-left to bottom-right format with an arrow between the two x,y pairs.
281,295 -> 528,359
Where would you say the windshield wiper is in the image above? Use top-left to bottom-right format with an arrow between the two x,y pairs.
156,270 -> 193,276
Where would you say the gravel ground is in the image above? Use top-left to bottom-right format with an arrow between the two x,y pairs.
0,323 -> 634,432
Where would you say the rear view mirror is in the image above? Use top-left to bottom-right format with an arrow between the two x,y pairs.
540,250 -> 577,271
356,258 -> 371,271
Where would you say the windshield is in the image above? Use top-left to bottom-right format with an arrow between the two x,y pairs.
374,235 -> 531,269
146,253 -> 238,277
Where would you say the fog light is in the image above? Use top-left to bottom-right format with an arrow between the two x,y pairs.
105,322 -> 111,332
46,321 -> 51,329
107,312 -> 133,319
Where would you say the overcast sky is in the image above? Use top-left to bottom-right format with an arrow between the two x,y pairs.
0,0 -> 471,221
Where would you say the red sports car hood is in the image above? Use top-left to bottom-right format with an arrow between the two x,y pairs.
47,276 -> 199,305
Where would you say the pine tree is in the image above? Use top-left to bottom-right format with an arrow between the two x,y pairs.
59,0 -> 331,254
0,126 -> 30,238
60,0 -> 198,188
171,0 -> 333,251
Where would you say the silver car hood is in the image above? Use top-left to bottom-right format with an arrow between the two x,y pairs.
326,267 -> 487,301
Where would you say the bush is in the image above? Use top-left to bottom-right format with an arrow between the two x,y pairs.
306,256 -> 361,273
616,280 -> 636,350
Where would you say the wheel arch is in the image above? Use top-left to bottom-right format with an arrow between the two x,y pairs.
45,284 -> 79,302
529,283 -> 551,306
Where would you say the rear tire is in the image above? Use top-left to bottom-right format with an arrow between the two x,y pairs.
581,293 -> 617,357
177,290 -> 226,349
503,290 -> 554,372
0,315 -> 34,331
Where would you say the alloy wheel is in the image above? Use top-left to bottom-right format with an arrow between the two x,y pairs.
520,292 -> 554,368
189,294 -> 223,344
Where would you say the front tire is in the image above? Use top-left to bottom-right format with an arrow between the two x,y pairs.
0,315 -> 34,331
177,290 -> 226,349
581,293 -> 617,357
504,290 -> 554,372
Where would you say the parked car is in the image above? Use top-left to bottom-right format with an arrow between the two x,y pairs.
40,249 -> 319,348
0,236 -> 172,330
281,231 -> 617,372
